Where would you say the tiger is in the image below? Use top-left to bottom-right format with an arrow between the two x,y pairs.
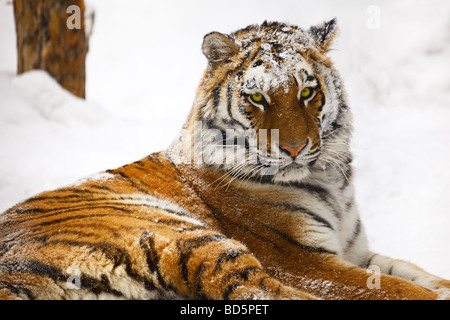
1,19 -> 449,300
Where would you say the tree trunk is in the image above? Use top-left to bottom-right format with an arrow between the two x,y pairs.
13,0 -> 87,98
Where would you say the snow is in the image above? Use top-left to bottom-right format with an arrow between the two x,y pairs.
0,0 -> 449,281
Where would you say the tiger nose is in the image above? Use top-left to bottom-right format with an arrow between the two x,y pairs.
280,143 -> 307,158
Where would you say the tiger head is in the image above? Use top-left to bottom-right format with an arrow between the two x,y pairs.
172,20 -> 352,185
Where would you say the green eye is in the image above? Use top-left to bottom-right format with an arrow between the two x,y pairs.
300,87 -> 312,98
251,93 -> 263,102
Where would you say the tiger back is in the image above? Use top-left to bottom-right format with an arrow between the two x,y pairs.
1,20 -> 449,300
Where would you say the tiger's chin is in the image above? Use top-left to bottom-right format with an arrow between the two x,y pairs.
271,162 -> 312,184
233,161 -> 312,185
242,153 -> 320,185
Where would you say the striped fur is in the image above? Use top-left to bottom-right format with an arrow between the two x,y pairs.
1,20 -> 449,300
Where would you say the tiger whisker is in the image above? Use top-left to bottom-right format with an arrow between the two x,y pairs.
212,162 -> 247,190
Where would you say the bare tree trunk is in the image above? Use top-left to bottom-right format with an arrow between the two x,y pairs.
13,0 -> 87,98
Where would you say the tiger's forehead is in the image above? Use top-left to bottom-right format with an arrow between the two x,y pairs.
240,48 -> 317,94
232,23 -> 317,93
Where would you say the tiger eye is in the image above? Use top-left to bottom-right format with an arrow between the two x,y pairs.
251,93 -> 263,102
300,87 -> 311,98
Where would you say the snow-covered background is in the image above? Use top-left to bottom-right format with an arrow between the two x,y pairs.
0,0 -> 449,279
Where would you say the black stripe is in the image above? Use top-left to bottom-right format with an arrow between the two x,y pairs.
387,264 -> 394,275
345,218 -> 361,251
109,170 -> 151,194
340,166 -> 352,190
177,234 -> 227,286
199,103 -> 209,120
0,206 -> 132,230
235,70 -> 244,80
214,249 -> 246,274
89,184 -> 115,192
31,212 -> 125,230
345,199 -> 354,211
147,152 -> 162,164
139,231 -> 170,291
133,160 -> 145,167
223,266 -> 259,283
305,48 -> 320,64
4,199 -> 193,231
131,162 -> 153,174
241,37 -> 262,50
231,220 -> 284,250
212,82 -> 223,113
258,276 -> 269,290
17,194 -> 118,207
231,51 -> 251,73
254,219 -> 334,254
317,92 -> 326,113
0,260 -> 124,297
226,81 -> 249,130
48,195 -> 192,217
365,253 -> 377,268
223,266 -> 260,299
14,194 -> 191,223
300,68 -> 309,82
262,201 -> 334,230
271,54 -> 284,62
194,262 -> 208,299
225,81 -> 237,125
41,208 -> 192,230
249,45 -> 263,62
20,189 -> 111,205
252,59 -> 264,67
312,64 -> 322,74
223,282 -> 239,300
307,149 -> 321,158
0,281 -> 34,299
51,240 -> 154,293
281,182 -> 342,218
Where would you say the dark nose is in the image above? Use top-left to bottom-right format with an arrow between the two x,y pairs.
280,143 -> 306,158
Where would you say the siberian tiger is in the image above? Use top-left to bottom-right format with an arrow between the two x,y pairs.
0,19 -> 449,300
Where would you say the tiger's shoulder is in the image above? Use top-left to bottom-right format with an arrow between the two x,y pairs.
1,152 -> 213,230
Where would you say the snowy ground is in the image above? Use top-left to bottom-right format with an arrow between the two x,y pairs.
0,0 -> 449,280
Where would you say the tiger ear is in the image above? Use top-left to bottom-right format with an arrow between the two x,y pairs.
308,18 -> 338,52
202,32 -> 238,66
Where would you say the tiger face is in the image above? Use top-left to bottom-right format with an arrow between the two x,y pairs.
238,50 -> 324,165
187,20 -> 349,184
